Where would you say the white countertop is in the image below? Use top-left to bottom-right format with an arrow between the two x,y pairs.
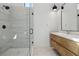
51,32 -> 79,42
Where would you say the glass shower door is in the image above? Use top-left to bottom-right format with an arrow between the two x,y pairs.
0,3 -> 31,56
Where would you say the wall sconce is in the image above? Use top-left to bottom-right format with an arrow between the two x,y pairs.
61,3 -> 65,10
52,4 -> 57,12
51,3 -> 65,12
61,6 -> 64,10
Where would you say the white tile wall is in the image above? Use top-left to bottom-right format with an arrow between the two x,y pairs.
33,3 -> 61,47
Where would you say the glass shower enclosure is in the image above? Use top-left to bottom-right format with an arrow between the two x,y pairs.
0,3 -> 32,56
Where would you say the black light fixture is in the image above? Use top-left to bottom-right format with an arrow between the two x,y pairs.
61,6 -> 64,9
61,3 -> 65,10
52,4 -> 58,12
52,4 -> 57,10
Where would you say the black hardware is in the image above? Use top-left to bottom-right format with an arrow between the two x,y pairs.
61,6 -> 64,9
30,28 -> 33,34
2,25 -> 6,29
78,14 -> 79,16
32,12 -> 34,15
52,4 -> 57,10
32,41 -> 34,44
3,5 -> 10,10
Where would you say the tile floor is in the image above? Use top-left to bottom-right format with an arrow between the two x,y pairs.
1,48 -> 29,56
0,47 -> 59,56
31,47 -> 59,56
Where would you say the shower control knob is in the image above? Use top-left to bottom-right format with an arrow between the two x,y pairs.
5,6 -> 10,10
2,25 -> 6,29
3,5 -> 10,10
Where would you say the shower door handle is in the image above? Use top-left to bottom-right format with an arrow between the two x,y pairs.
29,28 -> 33,34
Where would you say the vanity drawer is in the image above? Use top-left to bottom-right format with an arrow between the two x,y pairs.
52,41 -> 75,56
50,34 -> 79,55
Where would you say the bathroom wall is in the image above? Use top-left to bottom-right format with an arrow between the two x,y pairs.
33,3 -> 61,47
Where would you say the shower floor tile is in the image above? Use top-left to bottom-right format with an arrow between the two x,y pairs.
1,48 -> 29,56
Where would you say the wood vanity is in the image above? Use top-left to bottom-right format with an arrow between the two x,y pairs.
50,32 -> 79,56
